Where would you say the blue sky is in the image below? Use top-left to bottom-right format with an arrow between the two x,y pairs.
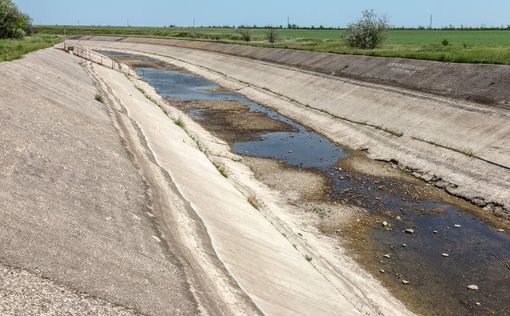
14,0 -> 510,28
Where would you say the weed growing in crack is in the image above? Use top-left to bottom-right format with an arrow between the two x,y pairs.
213,161 -> 228,178
378,126 -> 404,137
95,94 -> 104,103
247,196 -> 261,210
174,117 -> 185,128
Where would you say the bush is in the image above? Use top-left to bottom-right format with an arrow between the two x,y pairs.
442,39 -> 449,46
344,9 -> 389,49
0,0 -> 32,39
266,28 -> 278,43
237,28 -> 251,42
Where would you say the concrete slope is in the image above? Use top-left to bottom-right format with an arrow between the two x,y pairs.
74,40 -> 510,218
114,37 -> 510,108
90,57 -> 365,315
0,48 -> 204,314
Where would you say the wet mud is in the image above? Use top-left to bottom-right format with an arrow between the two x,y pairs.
102,51 -> 510,316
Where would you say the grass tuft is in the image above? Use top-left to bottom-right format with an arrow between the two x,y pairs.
380,127 -> 404,137
213,161 -> 228,178
247,196 -> 261,210
174,117 -> 185,128
94,94 -> 104,103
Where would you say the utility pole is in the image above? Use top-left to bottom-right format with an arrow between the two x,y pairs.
127,18 -> 129,27
429,14 -> 433,29
193,17 -> 196,28
287,16 -> 290,29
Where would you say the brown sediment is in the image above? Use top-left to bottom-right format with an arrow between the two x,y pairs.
111,55 -> 183,70
165,98 -> 296,142
338,152 -> 411,179
242,156 -> 327,203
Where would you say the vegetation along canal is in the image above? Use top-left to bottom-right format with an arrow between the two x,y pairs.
101,51 -> 510,315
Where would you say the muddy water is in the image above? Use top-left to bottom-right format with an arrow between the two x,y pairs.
101,51 -> 509,315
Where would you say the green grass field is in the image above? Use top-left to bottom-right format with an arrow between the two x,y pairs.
0,36 -> 62,62
36,25 -> 510,64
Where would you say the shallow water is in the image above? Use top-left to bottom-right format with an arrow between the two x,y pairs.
100,52 -> 510,315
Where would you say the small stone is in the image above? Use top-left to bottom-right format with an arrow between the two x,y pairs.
402,243 -> 407,248
475,302 -> 481,306
396,216 -> 402,221
435,180 -> 449,188
442,253 -> 450,257
288,150 -> 293,153
498,229 -> 505,232
454,224 -> 461,228
383,254 -> 391,259
405,228 -> 415,234
467,284 -> 479,290
402,280 -> 410,285
382,221 -> 388,227
379,269 -> 385,273
433,230 -> 438,234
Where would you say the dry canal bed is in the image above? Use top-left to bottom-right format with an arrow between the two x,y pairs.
102,51 -> 510,315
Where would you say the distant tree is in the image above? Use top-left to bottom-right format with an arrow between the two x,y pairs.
0,0 -> 32,39
344,9 -> 389,49
237,28 -> 251,41
266,28 -> 278,43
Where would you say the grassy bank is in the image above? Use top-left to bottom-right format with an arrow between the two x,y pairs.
36,26 -> 510,64
0,36 -> 61,62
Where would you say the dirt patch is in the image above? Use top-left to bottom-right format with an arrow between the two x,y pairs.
110,55 -> 183,70
338,153 -> 409,179
243,156 -> 327,203
166,98 -> 296,142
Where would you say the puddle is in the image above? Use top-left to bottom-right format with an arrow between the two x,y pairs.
102,52 -> 510,315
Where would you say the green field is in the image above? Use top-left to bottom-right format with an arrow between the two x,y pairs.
0,36 -> 62,62
36,26 -> 510,64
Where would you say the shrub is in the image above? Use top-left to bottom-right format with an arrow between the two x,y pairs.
237,28 -> 251,42
462,41 -> 471,49
0,0 -> 32,39
344,9 -> 389,49
442,39 -> 449,46
266,28 -> 278,43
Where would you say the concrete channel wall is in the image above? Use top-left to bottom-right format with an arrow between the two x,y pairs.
73,38 -> 510,218
101,36 -> 510,108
